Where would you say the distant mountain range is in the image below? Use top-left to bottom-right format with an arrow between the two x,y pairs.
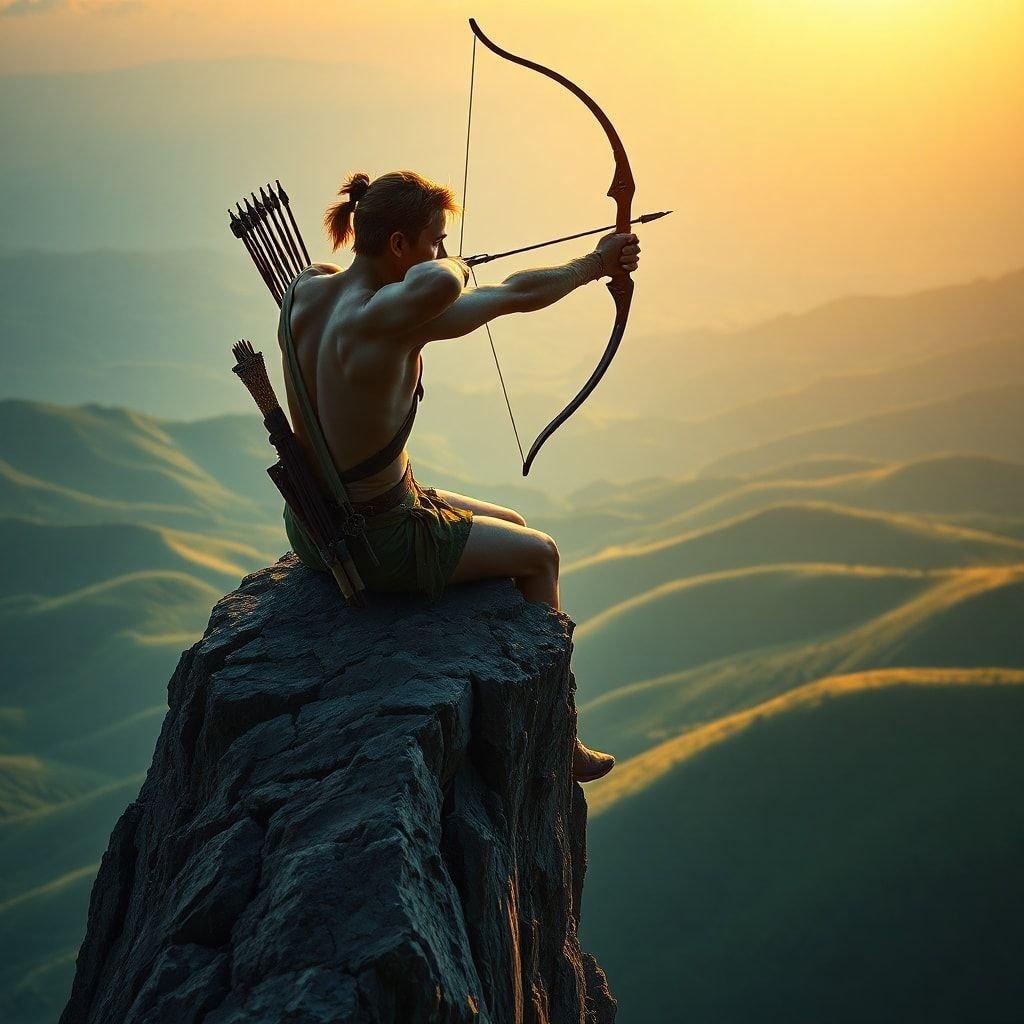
595,267 -> 1024,419
2,254 -> 1022,489
701,383 -> 1024,476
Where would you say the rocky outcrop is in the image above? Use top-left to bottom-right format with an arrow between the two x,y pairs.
60,554 -> 616,1023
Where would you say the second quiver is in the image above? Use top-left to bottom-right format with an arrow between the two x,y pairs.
230,339 -> 366,608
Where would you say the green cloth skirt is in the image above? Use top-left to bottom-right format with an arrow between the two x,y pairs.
282,465 -> 473,603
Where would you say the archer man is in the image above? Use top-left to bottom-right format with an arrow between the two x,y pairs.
280,169 -> 640,783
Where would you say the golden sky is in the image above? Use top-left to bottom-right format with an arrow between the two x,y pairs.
1,0 -> 1022,326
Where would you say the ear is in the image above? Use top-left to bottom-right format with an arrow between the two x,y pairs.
388,230 -> 406,258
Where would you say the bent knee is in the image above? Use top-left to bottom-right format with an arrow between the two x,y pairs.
532,532 -> 559,575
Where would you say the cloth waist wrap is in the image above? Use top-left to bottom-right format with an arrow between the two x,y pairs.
282,460 -> 472,603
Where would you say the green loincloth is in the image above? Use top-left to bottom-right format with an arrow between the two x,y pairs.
283,466 -> 473,603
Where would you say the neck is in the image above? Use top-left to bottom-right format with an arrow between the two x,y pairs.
349,253 -> 402,287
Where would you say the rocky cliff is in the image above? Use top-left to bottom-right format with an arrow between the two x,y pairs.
59,554 -> 616,1023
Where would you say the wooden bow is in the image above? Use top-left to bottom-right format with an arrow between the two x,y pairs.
462,18 -> 637,476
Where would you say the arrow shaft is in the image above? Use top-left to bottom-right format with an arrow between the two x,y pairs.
465,210 -> 669,267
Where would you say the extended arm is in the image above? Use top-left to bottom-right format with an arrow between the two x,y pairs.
419,251 -> 605,343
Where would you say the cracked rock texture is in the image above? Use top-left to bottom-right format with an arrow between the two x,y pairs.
59,553 -> 616,1024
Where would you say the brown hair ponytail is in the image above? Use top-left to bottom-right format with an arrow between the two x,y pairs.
323,169 -> 461,255
323,171 -> 371,250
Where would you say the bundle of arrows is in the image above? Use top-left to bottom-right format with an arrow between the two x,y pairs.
229,180 -> 311,307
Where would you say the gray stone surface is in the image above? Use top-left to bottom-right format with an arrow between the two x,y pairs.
60,554 -> 616,1023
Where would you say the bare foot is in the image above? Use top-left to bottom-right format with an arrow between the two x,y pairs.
573,737 -> 615,783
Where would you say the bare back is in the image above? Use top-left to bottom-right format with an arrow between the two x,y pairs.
282,264 -> 424,503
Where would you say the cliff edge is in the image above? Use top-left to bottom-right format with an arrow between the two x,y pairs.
59,553 -> 616,1023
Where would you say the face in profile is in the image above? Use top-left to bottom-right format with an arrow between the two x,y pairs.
391,209 -> 448,274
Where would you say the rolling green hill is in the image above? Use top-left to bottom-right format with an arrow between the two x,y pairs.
0,398 -> 562,534
0,757 -> 112,823
543,454 -> 1024,561
562,501 -> 1024,622
571,564 -> 931,702
0,457 -> 221,532
0,518 -> 268,598
625,454 -> 1024,545
0,400 -> 266,519
576,565 -> 1023,755
581,670 -> 1024,1024
0,774 -> 146,1024
0,571 -> 218,750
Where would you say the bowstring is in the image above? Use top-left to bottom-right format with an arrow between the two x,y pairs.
461,32 -> 526,468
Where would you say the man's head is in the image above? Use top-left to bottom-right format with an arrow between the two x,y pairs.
324,170 -> 461,278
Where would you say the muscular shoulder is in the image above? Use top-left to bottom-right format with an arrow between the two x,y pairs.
349,263 -> 462,348
292,266 -> 365,333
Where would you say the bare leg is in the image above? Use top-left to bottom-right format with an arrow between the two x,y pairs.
431,489 -> 561,608
447,515 -> 560,609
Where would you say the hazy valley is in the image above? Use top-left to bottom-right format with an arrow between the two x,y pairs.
1,267 -> 1022,1022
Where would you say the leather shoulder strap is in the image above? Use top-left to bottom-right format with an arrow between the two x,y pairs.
277,268 -> 353,508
